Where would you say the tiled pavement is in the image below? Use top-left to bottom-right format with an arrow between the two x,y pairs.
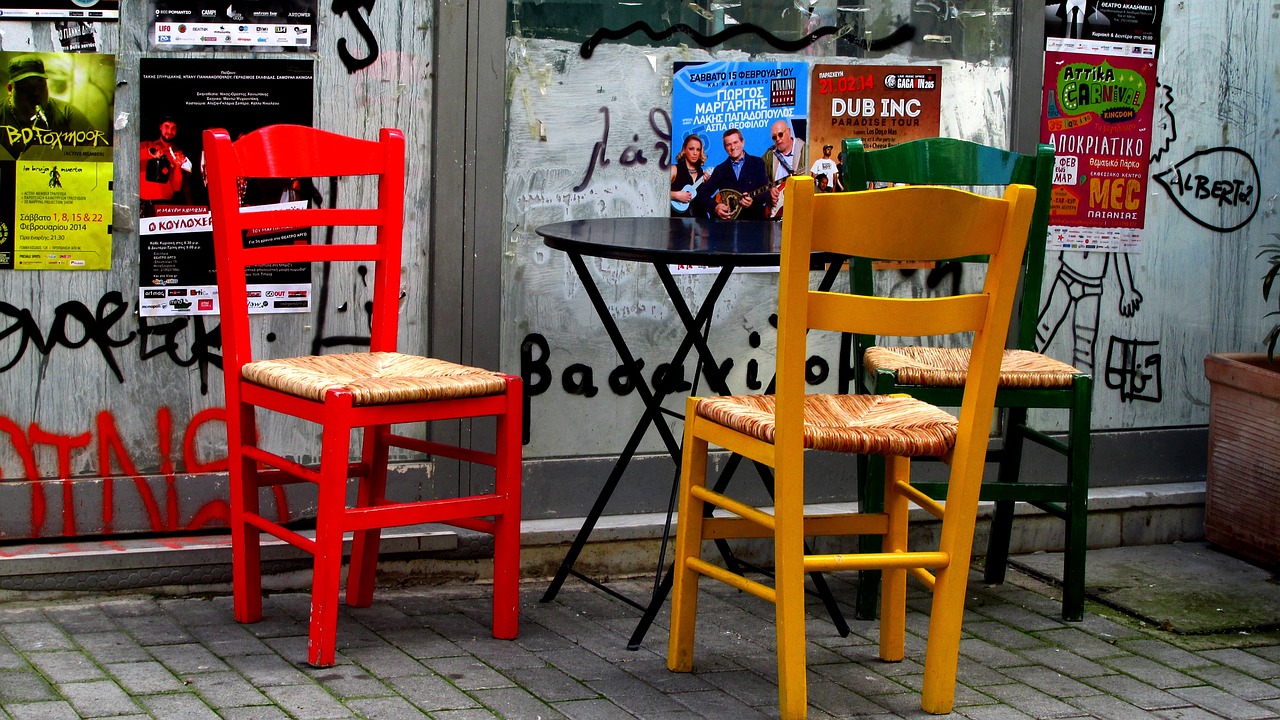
0,566 -> 1278,719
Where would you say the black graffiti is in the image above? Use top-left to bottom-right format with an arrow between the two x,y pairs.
1150,83 -> 1177,164
1104,336 -> 1162,403
0,292 -> 228,394
579,21 -> 916,59
332,0 -> 380,74
0,292 -> 135,382
138,316 -> 223,395
1152,147 -> 1259,233
573,107 -> 673,193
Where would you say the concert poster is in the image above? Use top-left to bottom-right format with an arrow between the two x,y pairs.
150,0 -> 317,51
0,0 -> 117,20
1041,0 -> 1163,252
0,51 -> 115,270
137,57 -> 314,317
807,64 -> 942,184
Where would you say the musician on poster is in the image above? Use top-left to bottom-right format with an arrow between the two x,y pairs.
698,128 -> 769,221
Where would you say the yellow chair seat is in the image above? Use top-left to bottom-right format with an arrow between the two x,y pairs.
242,351 -> 510,405
695,394 -> 956,456
863,347 -> 1080,389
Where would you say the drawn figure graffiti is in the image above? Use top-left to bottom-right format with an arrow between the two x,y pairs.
1037,250 -> 1142,374
1150,83 -> 1177,164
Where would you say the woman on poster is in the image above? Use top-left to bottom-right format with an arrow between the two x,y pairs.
669,134 -> 711,218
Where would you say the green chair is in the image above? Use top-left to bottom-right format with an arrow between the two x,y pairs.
840,137 -> 1092,621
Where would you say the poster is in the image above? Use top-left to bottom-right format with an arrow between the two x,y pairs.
671,61 -> 809,223
0,51 -> 115,270
1041,0 -> 1163,252
808,64 -> 942,188
0,0 -> 117,20
137,57 -> 314,317
151,0 -> 317,51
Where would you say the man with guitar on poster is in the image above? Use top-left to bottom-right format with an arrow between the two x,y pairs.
670,134 -> 711,218
699,128 -> 770,221
761,119 -> 807,219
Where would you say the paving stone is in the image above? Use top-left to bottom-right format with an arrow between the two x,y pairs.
1,624 -> 73,653
72,632 -> 150,665
27,651 -> 104,684
963,619 -> 1053,650
997,665 -> 1103,698
429,708 -> 502,720
668,689 -> 771,719
958,705 -> 1038,720
1084,674 -> 1192,711
386,673 -> 479,712
304,661 -> 396,699
552,697 -> 639,719
146,643 -> 230,676
957,637 -> 1029,668
1167,685 -> 1276,720
505,665 -> 597,702
4,700 -> 80,720
0,670 -> 58,703
114,614 -> 193,647
103,661 -> 186,695
1186,664 -> 1280,702
1036,627 -> 1131,660
156,598 -> 235,628
1117,640 -> 1217,671
1152,708 -> 1233,719
222,651 -> 310,687
57,681 -> 142,718
186,623 -> 275,657
0,639 -> 26,672
471,686 -> 566,719
422,656 -> 513,691
344,696 -> 430,718
219,706 -> 293,720
1102,656 -> 1201,689
981,682 -> 1091,717
260,683 -> 357,719
135,693 -> 221,720
339,644 -> 429,679
41,606 -> 116,634
1018,646 -> 1117,678
1198,648 -> 1280,681
1066,694 -> 1167,720
185,670 -> 273,709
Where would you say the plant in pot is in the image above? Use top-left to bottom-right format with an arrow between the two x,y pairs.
1202,237 -> 1280,568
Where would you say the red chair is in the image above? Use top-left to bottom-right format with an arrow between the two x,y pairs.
204,125 -> 522,667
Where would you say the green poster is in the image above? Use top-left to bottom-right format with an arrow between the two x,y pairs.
12,159 -> 112,269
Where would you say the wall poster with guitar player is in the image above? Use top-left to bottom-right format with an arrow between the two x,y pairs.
670,60 -> 808,274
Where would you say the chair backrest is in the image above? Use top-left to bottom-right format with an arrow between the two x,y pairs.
840,137 -> 1054,352
203,125 -> 407,372
777,176 -> 1034,501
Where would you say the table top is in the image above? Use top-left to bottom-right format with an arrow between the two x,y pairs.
536,217 -> 785,267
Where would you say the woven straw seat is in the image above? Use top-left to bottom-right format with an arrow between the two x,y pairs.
242,352 -> 510,405
864,347 -> 1080,389
695,394 -> 957,456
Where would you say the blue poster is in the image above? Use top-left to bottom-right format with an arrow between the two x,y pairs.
670,61 -> 809,221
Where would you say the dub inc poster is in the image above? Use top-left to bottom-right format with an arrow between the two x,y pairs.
0,50 -> 114,270
137,57 -> 313,317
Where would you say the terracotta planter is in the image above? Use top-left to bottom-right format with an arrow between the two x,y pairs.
1203,352 -> 1280,568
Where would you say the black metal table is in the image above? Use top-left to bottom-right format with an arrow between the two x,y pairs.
535,217 -> 849,649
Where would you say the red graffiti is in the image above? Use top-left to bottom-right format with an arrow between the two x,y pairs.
0,406 -> 287,539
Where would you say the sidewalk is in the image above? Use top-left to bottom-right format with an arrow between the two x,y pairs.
0,551 -> 1277,720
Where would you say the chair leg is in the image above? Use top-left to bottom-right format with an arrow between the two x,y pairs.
1061,377 -> 1092,622
346,425 -> 389,609
491,386 -> 523,640
855,453 -> 884,621
667,416 -> 707,673
773,444 -> 809,720
920,560 -> 966,715
984,407 -> 1027,586
230,402 -> 262,624
879,455 -> 908,662
308,417 -> 352,668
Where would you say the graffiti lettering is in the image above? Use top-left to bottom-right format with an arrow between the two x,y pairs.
1153,147 -> 1259,232
0,292 -> 134,381
1104,336 -> 1162,403
574,107 -> 675,192
331,0 -> 380,73
0,408 -> 242,539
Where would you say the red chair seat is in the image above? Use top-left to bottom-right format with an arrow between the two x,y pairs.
242,352 -> 510,405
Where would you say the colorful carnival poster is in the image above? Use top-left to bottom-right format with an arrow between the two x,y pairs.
808,64 -> 942,188
1041,0 -> 1163,252
137,57 -> 314,317
151,0 -> 317,51
0,0 -> 117,20
671,61 -> 809,223
0,51 -> 114,270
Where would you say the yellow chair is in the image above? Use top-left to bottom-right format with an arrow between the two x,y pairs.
666,176 -> 1036,717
